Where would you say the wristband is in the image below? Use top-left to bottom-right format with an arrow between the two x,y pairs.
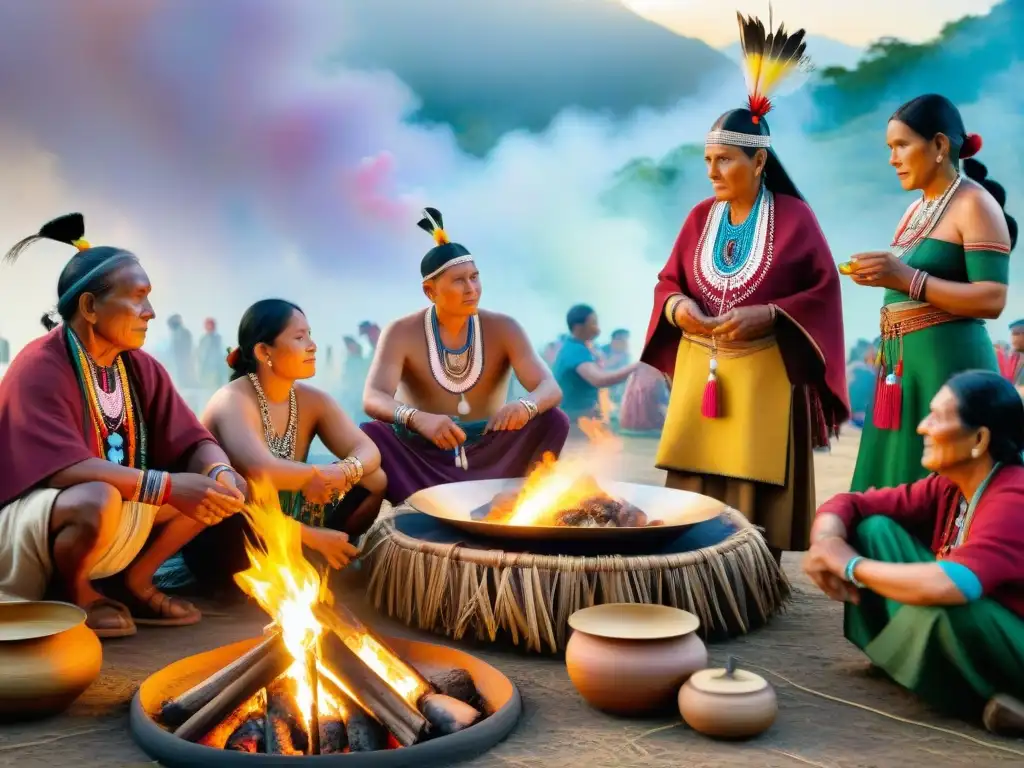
130,471 -> 145,503
844,555 -> 865,587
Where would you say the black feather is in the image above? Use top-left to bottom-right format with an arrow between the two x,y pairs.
417,207 -> 444,236
4,212 -> 86,265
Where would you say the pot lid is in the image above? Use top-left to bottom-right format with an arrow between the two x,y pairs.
568,603 -> 700,640
688,657 -> 768,694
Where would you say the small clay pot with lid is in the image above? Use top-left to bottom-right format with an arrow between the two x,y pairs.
678,656 -> 777,739
566,603 -> 707,716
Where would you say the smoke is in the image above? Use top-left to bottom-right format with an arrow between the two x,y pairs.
0,0 -> 1021,363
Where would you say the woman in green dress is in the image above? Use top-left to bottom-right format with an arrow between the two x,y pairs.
846,94 -> 1017,491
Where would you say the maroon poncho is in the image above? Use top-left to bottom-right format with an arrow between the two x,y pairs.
640,193 -> 849,445
817,467 -> 1024,618
0,327 -> 214,508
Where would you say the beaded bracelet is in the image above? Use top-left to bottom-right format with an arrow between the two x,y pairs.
518,397 -> 539,421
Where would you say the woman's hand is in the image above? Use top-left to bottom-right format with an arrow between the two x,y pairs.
847,251 -> 915,292
803,537 -> 861,603
302,526 -> 359,569
673,298 -> 720,336
301,467 -> 333,505
712,305 -> 774,342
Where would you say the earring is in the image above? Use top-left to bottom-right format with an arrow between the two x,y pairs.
971,448 -> 980,458
267,359 -> 273,369
936,155 -> 943,163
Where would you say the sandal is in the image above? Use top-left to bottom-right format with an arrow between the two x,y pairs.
84,597 -> 137,639
112,585 -> 203,627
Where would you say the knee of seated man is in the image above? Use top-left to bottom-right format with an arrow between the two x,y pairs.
54,482 -> 123,542
541,407 -> 571,436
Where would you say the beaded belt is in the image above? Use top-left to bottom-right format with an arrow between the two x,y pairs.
879,301 -> 960,340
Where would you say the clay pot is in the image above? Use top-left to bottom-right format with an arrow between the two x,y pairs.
0,601 -> 103,721
678,657 -> 777,739
565,603 -> 707,715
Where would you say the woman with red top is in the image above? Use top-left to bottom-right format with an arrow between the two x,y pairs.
805,370 -> 1024,735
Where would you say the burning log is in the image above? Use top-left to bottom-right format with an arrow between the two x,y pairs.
225,717 -> 266,753
160,633 -> 284,728
174,642 -> 292,743
428,668 -> 485,713
346,710 -> 388,752
318,625 -> 428,746
420,693 -> 482,737
319,718 -> 348,754
264,676 -> 311,755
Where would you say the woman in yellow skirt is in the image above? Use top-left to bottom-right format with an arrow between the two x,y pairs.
640,13 -> 849,560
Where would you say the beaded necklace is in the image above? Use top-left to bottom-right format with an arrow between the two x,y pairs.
711,185 -> 765,277
891,173 -> 961,261
938,462 -> 1002,557
423,307 -> 484,416
66,327 -> 144,467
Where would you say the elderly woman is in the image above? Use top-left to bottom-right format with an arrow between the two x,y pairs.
847,94 -> 1016,491
806,370 -> 1024,735
167,299 -> 387,594
0,214 -> 246,638
641,13 -> 849,561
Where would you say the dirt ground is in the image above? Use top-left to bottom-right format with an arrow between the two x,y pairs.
1,430 -> 1022,768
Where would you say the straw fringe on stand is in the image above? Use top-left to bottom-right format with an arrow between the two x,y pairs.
361,508 -> 790,653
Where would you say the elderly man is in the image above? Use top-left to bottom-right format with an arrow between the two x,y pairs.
0,213 -> 246,638
361,207 -> 569,504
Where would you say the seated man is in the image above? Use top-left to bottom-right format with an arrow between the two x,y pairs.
553,305 -> 637,425
0,214 -> 246,638
804,370 -> 1024,735
361,207 -> 569,505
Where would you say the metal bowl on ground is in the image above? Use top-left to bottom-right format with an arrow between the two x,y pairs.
130,635 -> 522,767
0,600 -> 103,721
406,478 -> 726,546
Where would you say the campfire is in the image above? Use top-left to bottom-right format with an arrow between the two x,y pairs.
156,485 -> 488,755
475,405 -> 662,529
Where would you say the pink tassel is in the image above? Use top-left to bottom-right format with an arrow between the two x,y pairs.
701,359 -> 720,419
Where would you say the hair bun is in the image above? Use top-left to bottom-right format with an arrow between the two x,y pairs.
226,347 -> 241,369
963,157 -> 988,183
961,133 -> 983,159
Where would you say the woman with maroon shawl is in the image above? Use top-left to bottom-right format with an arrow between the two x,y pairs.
0,214 -> 246,638
640,14 -> 848,559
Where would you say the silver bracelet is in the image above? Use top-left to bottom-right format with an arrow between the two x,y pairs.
518,397 -> 539,421
393,404 -> 418,428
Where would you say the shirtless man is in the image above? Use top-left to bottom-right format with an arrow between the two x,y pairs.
360,207 -> 570,504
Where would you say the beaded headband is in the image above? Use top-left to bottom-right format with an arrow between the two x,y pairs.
705,129 -> 772,149
422,254 -> 475,282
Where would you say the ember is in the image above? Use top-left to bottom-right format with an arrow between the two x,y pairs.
480,466 -> 663,528
157,482 -> 489,754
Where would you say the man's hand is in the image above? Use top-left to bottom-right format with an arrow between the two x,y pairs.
301,468 -> 333,505
410,412 -> 467,450
303,527 -> 359,570
485,401 -> 531,433
215,468 -> 249,503
168,473 -> 245,526
673,299 -> 720,336
712,305 -> 774,342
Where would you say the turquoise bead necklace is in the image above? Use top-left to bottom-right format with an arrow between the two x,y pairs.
712,184 -> 764,276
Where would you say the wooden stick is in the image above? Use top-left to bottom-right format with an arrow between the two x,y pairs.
265,676 -> 307,755
316,611 -> 427,746
307,648 -> 321,755
160,632 -> 283,728
174,642 -> 292,743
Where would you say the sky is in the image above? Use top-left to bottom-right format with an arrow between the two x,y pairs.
623,0 -> 1002,47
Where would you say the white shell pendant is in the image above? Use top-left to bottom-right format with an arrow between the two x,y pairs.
457,395 -> 471,416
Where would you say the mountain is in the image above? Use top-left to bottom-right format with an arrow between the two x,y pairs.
808,0 -> 1023,130
333,0 -> 731,155
720,35 -> 864,71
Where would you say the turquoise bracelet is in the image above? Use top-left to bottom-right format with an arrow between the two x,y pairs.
844,555 -> 865,587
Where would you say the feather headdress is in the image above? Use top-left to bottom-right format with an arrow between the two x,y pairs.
736,8 -> 809,123
417,207 -> 473,281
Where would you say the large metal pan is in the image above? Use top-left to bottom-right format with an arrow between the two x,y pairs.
405,477 -> 726,545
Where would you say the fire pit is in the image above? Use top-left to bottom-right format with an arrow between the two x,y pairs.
129,484 -> 521,765
130,632 -> 520,766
